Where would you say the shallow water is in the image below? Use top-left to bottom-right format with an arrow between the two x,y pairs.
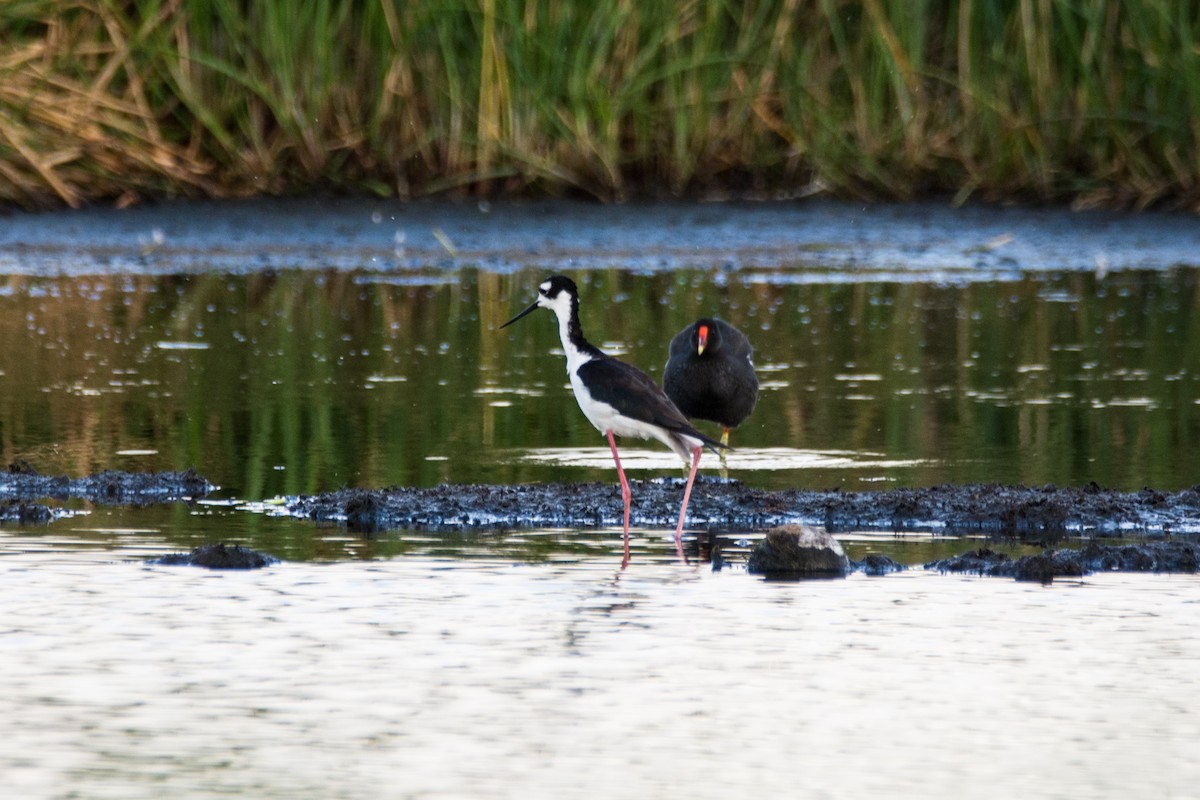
2,199 -> 1200,798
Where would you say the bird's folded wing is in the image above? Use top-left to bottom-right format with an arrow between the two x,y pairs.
578,357 -> 722,449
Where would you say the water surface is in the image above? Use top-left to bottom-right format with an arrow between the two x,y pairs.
2,267 -> 1198,497
2,199 -> 1199,799
4,548 -> 1198,799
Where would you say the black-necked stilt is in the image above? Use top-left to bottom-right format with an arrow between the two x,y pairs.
500,275 -> 725,566
664,318 -> 759,447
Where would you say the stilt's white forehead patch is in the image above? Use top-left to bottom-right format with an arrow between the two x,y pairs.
539,280 -> 552,293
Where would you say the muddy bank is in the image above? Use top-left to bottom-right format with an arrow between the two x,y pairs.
928,541 -> 1200,583
284,478 -> 1200,538
0,464 -> 212,508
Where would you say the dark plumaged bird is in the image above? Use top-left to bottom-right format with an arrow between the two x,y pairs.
499,276 -> 726,567
664,318 -> 759,447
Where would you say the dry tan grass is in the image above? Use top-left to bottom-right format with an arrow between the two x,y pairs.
0,0 -> 1196,209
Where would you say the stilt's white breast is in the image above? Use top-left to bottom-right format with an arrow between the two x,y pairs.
548,286 -> 701,465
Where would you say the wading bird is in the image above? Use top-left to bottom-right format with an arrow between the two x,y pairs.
500,275 -> 725,566
664,318 -> 759,448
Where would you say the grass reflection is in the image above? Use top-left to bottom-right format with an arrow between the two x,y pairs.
0,268 -> 1197,498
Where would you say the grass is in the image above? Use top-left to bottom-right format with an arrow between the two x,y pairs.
0,0 -> 1197,209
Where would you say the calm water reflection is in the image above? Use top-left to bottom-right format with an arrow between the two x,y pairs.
1,268 -> 1198,498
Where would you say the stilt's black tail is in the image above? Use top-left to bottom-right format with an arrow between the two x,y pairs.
678,424 -> 731,457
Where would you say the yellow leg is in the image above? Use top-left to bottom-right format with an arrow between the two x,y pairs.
718,427 -> 730,478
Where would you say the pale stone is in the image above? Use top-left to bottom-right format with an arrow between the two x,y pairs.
747,524 -> 850,577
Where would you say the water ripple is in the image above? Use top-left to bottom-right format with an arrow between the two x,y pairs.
1,557 -> 1197,798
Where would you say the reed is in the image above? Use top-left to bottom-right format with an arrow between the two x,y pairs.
0,0 -> 1196,209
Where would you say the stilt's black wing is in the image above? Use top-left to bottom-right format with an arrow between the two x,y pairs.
577,356 -> 726,451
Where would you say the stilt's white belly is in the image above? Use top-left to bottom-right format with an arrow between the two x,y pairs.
569,371 -> 700,463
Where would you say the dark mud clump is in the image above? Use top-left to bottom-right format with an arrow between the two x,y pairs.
925,548 -> 1084,583
344,489 -> 388,533
0,464 -> 213,505
853,553 -> 906,576
152,543 -> 278,569
282,478 -> 1200,538
0,500 -> 54,524
927,541 -> 1200,583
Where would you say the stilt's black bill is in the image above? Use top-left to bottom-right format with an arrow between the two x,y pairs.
499,301 -> 540,329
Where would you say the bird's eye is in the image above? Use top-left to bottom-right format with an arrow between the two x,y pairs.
539,288 -> 549,297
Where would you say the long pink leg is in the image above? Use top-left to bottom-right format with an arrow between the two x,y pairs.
673,446 -> 702,563
606,430 -> 632,567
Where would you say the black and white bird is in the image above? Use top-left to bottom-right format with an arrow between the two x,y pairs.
499,275 -> 725,566
664,318 -> 759,447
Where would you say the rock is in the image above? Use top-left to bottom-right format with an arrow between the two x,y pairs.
152,543 -> 278,569
747,525 -> 850,578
